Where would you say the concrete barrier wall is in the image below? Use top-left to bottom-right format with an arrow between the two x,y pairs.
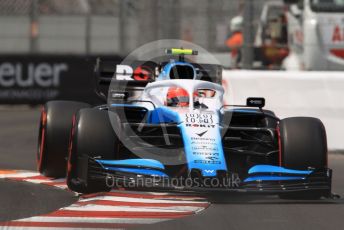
223,70 -> 344,151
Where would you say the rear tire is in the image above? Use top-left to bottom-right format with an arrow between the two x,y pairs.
67,108 -> 120,193
37,101 -> 90,178
278,117 -> 327,199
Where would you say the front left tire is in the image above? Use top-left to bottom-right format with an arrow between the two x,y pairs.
278,117 -> 328,199
37,101 -> 90,178
66,108 -> 120,193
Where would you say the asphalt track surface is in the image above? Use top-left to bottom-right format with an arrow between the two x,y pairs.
0,106 -> 344,230
0,106 -> 78,222
0,179 -> 77,222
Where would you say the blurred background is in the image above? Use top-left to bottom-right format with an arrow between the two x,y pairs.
0,0 -> 344,151
0,0 -> 287,69
0,0 -> 256,55
1,0 -> 343,73
0,0 -> 264,104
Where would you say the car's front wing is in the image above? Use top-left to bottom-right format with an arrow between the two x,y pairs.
78,156 -> 333,197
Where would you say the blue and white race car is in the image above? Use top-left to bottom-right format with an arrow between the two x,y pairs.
37,49 -> 332,199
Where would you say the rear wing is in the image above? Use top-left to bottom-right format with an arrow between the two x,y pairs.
94,58 -> 223,102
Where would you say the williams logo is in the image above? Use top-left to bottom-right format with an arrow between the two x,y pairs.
196,130 -> 208,137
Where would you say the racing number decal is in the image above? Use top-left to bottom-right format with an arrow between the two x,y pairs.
184,113 -> 215,128
185,113 -> 213,124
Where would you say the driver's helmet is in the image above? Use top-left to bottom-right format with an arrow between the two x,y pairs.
166,87 -> 189,107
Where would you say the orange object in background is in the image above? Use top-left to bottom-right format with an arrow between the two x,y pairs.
226,31 -> 243,57
226,15 -> 244,68
262,39 -> 289,68
263,45 -> 289,62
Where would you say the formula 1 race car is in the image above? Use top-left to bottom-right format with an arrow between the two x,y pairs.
37,48 -> 332,199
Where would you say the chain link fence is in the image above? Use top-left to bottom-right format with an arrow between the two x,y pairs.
0,0 -> 269,56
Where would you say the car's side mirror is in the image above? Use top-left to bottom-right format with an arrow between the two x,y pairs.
246,97 -> 265,108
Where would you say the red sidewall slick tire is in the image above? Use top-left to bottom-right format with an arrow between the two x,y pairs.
37,101 -> 90,178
